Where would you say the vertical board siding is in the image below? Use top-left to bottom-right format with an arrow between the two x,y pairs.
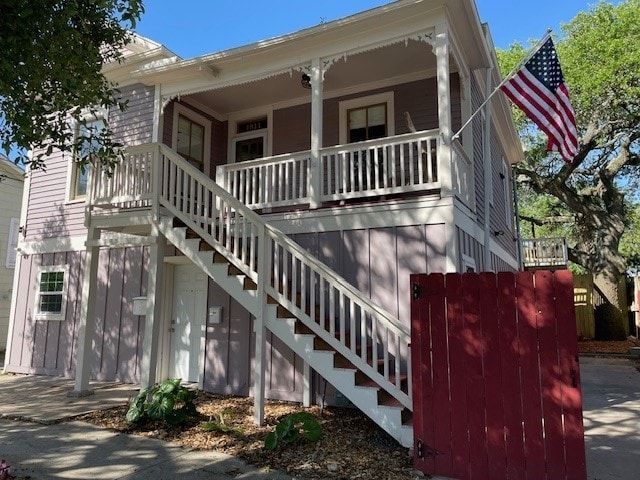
203,279 -> 303,401
411,271 -> 587,480
5,248 -> 146,381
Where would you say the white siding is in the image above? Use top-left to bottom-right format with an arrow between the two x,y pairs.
0,169 -> 24,351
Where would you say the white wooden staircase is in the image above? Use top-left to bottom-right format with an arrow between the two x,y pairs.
91,144 -> 413,447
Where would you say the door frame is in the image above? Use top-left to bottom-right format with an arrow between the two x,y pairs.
159,258 -> 207,389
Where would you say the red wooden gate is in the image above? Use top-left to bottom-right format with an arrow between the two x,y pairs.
410,270 -> 587,480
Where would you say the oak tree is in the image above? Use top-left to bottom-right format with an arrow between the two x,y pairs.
499,0 -> 640,312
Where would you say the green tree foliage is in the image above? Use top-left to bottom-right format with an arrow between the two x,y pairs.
498,0 -> 640,307
0,0 -> 144,170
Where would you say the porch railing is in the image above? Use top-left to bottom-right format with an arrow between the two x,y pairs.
217,130 -> 440,209
89,142 -> 413,411
521,237 -> 568,268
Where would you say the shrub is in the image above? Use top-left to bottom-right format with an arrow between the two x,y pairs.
264,412 -> 322,450
125,378 -> 198,426
594,302 -> 627,341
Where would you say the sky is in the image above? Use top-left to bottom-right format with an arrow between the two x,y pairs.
134,0 -> 613,59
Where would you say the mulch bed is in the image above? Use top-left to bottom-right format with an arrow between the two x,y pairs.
63,339 -> 638,480
70,394 -> 419,480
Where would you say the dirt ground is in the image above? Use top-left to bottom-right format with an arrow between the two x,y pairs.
68,339 -> 637,480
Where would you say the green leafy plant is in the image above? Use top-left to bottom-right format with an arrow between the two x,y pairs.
264,412 -> 322,450
125,378 -> 198,426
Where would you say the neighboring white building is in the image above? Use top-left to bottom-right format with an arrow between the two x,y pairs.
0,156 -> 24,352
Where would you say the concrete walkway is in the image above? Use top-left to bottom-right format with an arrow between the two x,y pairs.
581,357 -> 640,480
1,357 -> 639,479
0,374 -> 292,480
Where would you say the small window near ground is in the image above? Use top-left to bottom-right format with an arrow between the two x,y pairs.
462,254 -> 477,273
35,266 -> 68,321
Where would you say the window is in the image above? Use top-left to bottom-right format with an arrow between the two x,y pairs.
177,114 -> 205,170
232,117 -> 268,163
347,103 -> 387,142
339,92 -> 395,145
69,116 -> 104,200
35,266 -> 69,321
462,254 -> 477,273
172,103 -> 211,174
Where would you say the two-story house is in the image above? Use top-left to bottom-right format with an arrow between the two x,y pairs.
4,0 -> 523,447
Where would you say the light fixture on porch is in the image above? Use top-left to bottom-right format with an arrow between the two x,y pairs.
301,73 -> 311,89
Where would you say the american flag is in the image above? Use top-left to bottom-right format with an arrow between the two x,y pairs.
500,37 -> 578,163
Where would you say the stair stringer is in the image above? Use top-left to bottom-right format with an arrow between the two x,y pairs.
159,222 -> 262,316
266,314 -> 414,447
157,218 -> 413,447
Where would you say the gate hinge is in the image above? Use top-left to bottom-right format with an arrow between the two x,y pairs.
412,282 -> 421,299
416,439 -> 444,458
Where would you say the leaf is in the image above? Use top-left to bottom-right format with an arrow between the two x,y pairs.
147,395 -> 175,420
125,404 -> 143,424
264,432 -> 278,450
158,378 -> 181,394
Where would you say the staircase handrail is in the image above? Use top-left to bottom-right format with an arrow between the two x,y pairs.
153,143 -> 411,408
157,143 -> 409,337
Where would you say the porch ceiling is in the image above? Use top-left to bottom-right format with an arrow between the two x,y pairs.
187,40 -> 437,115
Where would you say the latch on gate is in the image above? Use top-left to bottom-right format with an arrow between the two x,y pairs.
412,282 -> 421,299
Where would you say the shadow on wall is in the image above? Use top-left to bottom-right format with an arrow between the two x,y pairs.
7,203 -> 148,383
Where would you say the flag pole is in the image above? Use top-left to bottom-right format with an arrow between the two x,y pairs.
451,29 -> 553,142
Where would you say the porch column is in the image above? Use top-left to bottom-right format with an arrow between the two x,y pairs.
309,57 -> 324,209
435,24 -> 458,273
140,224 -> 166,389
71,226 -> 101,396
435,23 -> 453,197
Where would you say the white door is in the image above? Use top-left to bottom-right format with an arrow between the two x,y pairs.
169,264 -> 207,383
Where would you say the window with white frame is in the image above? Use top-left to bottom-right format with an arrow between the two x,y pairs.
35,266 -> 69,321
172,103 -> 211,174
462,254 -> 477,273
69,116 -> 105,201
339,92 -> 395,145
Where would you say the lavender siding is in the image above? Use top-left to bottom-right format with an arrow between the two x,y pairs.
25,83 -> 155,242
471,75 -> 486,224
457,226 -> 484,272
293,224 -> 446,327
162,100 -> 227,178
204,279 -> 305,401
6,247 -> 147,382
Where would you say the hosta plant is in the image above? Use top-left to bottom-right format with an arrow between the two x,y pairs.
125,378 -> 198,426
264,412 -> 322,450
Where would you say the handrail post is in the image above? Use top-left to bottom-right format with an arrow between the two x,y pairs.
253,223 -> 269,425
152,143 -> 161,221
84,161 -> 96,227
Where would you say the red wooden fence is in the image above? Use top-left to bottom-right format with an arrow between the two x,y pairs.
410,270 -> 587,480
